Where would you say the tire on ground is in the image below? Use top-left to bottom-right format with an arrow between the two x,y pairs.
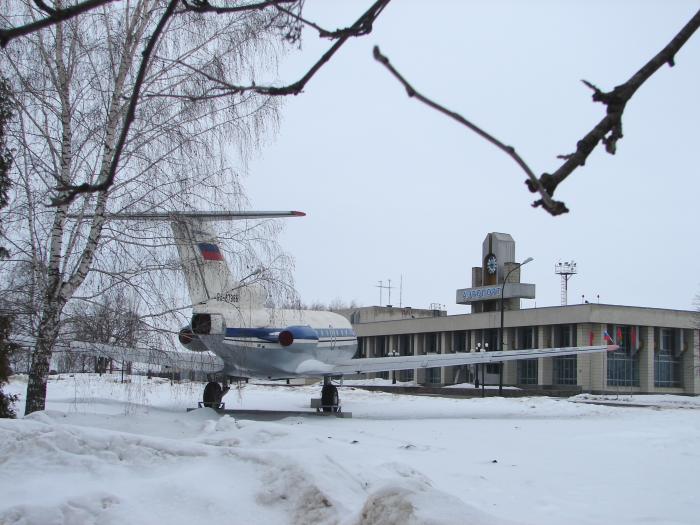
321,384 -> 339,413
203,381 -> 222,408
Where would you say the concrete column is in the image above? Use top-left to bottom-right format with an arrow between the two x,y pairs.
682,329 -> 699,394
576,324 -> 592,390
694,329 -> 699,395
366,337 -> 376,379
502,328 -> 517,385
639,326 -> 655,392
587,323 -> 607,392
538,325 -> 553,385
413,333 -> 421,384
444,332 -> 453,353
439,332 -> 448,384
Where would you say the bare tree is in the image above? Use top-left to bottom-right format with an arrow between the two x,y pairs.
1,0 -> 119,47
283,297 -> 361,312
66,287 -> 146,346
3,3 -> 699,214
1,0 -> 332,414
59,286 -> 147,372
328,297 -> 360,312
0,78 -> 11,238
1,0 -> 391,204
0,315 -> 19,418
4,2 -> 699,215
0,76 -> 18,418
0,2 -> 389,414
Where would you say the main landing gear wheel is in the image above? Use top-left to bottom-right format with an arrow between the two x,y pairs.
202,381 -> 229,409
321,383 -> 339,413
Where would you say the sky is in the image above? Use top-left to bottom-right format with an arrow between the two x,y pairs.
245,0 -> 700,314
3,374 -> 700,524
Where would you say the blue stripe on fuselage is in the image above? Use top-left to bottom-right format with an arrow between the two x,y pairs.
225,326 -> 323,342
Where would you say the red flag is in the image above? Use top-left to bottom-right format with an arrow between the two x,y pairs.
631,328 -> 636,350
617,327 -> 623,345
589,331 -> 594,346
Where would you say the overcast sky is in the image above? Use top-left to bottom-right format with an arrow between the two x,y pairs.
244,0 -> 700,314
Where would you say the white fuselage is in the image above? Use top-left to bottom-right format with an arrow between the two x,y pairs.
191,302 -> 358,379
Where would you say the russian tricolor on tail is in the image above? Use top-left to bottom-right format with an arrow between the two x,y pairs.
198,242 -> 224,261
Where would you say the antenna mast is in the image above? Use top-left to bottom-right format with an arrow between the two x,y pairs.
555,261 -> 577,306
375,280 -> 393,306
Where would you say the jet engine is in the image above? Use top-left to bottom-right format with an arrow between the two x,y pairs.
178,327 -> 209,352
179,313 -> 225,352
277,325 -> 319,347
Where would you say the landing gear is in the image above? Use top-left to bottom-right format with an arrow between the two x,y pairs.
321,376 -> 340,413
202,380 -> 230,409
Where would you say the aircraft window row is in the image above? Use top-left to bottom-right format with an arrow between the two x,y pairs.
317,328 -> 355,338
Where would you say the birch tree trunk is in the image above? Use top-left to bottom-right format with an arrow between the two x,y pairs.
24,296 -> 64,414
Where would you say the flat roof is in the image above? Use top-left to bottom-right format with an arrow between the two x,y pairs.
353,303 -> 698,337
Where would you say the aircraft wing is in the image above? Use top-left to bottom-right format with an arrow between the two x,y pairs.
70,341 -> 224,373
327,345 -> 618,376
67,210 -> 305,221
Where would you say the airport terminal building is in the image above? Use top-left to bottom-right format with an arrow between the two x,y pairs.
340,233 -> 699,395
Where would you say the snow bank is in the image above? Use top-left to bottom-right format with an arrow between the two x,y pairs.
571,393 -> 700,409
2,374 -> 699,525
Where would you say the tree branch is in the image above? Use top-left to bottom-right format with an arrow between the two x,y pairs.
273,3 -> 380,40
53,0 -> 391,203
372,45 -> 564,215
52,0 -> 180,205
169,0 -> 391,99
180,0 -> 296,15
534,8 -> 700,210
32,0 -> 57,16
1,0 -> 119,48
375,8 -> 700,216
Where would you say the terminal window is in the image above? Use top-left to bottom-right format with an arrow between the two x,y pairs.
607,325 -> 639,387
655,328 -> 681,387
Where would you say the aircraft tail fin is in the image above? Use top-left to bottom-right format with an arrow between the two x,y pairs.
170,219 -> 247,307
70,210 -> 304,308
167,212 -> 303,308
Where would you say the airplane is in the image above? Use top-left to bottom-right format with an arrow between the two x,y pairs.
77,210 -> 618,412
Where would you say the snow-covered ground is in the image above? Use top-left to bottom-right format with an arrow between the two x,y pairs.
2,374 -> 699,525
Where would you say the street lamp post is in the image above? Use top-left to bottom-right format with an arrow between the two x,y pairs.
481,342 -> 487,397
499,257 -> 534,395
389,349 -> 398,384
474,343 -> 481,390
